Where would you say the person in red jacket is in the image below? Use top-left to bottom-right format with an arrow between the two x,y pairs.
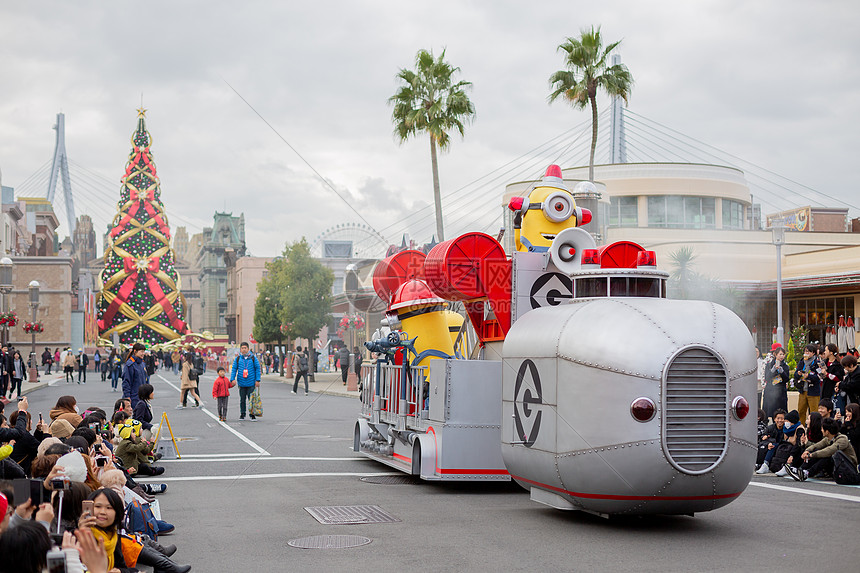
212,366 -> 234,422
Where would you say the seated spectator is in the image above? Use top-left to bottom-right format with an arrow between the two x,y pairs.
115,420 -> 164,476
49,418 -> 75,440
772,424 -> 806,477
843,403 -> 860,456
52,481 -> 92,533
817,398 -> 842,428
37,437 -> 62,458
7,410 -> 46,476
805,412 -> 824,445
786,417 -> 859,482
756,409 -> 794,474
134,384 -> 155,439
77,487 -> 134,572
112,398 -> 133,420
49,395 -> 83,428
0,520 -> 53,573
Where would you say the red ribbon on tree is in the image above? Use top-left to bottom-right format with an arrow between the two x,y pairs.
97,256 -> 187,333
110,186 -> 170,238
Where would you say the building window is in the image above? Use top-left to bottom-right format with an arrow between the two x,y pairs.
722,199 -> 745,229
608,196 -> 638,227
789,297 -> 854,346
647,196 -> 717,229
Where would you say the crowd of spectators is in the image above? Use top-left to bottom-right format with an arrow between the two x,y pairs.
756,341 -> 860,485
0,391 -> 191,573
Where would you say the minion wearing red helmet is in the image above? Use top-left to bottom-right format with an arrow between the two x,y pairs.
509,164 -> 592,252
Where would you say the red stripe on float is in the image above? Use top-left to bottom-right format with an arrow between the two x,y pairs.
511,475 -> 742,501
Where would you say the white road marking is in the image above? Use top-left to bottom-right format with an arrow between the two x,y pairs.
156,374 -> 270,456
748,481 -> 860,503
136,471 -> 399,482
178,453 -> 262,458
158,456 -> 373,463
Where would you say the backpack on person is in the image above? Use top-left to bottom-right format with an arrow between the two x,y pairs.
299,354 -> 309,373
125,499 -> 159,540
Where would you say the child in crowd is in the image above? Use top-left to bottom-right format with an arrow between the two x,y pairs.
115,419 -> 164,476
212,366 -> 235,422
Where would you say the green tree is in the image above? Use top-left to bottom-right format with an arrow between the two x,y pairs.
251,279 -> 283,345
549,26 -> 633,182
667,246 -> 697,300
666,246 -> 744,314
389,48 -> 476,242
263,239 -> 334,343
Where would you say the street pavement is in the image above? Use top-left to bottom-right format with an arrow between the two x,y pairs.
10,367 -> 860,572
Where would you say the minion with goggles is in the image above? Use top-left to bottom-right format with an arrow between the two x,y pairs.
508,164 -> 592,252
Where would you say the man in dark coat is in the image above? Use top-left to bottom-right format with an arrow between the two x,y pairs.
338,346 -> 350,386
77,350 -> 89,383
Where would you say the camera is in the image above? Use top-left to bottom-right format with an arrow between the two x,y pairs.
46,549 -> 67,573
95,456 -> 108,467
51,477 -> 70,491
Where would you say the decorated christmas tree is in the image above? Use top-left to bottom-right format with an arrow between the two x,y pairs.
98,109 -> 189,345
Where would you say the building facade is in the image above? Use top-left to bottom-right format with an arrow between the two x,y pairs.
503,162 -> 860,351
195,213 -> 246,335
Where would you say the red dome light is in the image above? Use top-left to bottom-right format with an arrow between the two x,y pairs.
631,397 -> 656,422
732,396 -> 749,420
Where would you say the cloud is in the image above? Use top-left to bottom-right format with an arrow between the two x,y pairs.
1,0 -> 859,257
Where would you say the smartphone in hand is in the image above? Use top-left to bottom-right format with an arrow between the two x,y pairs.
81,499 -> 94,516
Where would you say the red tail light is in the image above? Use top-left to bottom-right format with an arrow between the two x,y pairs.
732,396 -> 749,420
631,397 -> 656,422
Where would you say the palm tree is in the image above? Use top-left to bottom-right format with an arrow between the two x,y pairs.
389,49 -> 475,242
548,26 -> 633,182
668,246 -> 697,300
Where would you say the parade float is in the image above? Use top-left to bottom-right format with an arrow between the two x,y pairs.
355,165 -> 757,516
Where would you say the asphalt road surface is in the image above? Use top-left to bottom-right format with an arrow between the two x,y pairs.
18,369 -> 859,572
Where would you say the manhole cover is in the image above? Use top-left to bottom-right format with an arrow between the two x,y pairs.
288,535 -> 372,549
360,475 -> 420,485
304,505 -> 401,525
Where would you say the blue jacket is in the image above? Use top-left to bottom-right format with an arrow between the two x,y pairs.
230,353 -> 261,388
122,356 -> 148,408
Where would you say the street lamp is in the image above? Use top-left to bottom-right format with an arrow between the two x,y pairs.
770,221 -> 786,348
28,280 -> 40,383
0,257 -> 12,347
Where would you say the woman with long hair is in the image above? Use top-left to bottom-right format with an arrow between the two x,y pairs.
78,488 -> 132,572
122,343 -> 147,409
806,411 -> 824,444
50,395 -> 83,427
63,347 -> 77,383
178,353 -> 201,409
843,403 -> 860,455
7,349 -> 25,400
109,348 -> 121,391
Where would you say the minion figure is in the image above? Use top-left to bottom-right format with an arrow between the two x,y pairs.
508,164 -> 592,252
388,279 -> 455,366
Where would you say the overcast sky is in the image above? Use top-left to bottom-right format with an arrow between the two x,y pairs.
1,1 -> 858,257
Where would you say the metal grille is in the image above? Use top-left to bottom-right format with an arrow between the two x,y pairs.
663,347 -> 728,474
304,505 -> 401,525
288,535 -> 372,549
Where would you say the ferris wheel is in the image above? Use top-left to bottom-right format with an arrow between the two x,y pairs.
310,223 -> 390,260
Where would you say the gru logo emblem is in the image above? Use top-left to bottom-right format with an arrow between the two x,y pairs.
514,359 -> 542,447
529,272 -> 573,309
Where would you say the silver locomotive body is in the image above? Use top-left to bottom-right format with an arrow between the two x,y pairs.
501,296 -> 757,516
